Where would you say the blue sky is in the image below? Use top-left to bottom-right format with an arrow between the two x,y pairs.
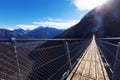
0,0 -> 108,30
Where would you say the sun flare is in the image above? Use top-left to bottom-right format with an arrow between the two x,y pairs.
73,0 -> 109,10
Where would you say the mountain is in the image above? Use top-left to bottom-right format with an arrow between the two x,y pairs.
25,27 -> 64,39
0,27 -> 64,39
57,0 -> 120,38
0,29 -> 28,39
13,28 -> 29,35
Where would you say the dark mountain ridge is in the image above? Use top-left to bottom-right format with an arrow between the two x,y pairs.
57,0 -> 120,38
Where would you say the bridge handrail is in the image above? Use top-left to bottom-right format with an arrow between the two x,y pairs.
98,40 -> 120,47
97,37 -> 120,40
97,39 -> 120,80
29,40 -> 90,79
34,42 -> 84,70
0,38 -> 84,42
0,38 -> 90,80
48,40 -> 89,80
35,41 -> 82,51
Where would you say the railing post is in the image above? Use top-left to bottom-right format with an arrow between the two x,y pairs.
65,41 -> 72,70
112,42 -> 120,80
10,38 -> 22,80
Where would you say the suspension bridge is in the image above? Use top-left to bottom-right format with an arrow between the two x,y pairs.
0,35 -> 120,80
67,35 -> 109,80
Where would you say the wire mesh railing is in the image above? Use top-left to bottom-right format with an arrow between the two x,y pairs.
0,38 -> 90,80
96,39 -> 120,80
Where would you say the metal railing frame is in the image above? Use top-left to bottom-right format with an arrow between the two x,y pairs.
0,38 -> 85,80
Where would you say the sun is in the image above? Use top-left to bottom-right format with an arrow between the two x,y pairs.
73,0 -> 109,10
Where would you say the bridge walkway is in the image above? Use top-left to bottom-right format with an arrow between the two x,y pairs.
67,36 -> 109,80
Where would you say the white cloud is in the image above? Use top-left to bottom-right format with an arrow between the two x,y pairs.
73,0 -> 108,10
47,17 -> 63,22
16,17 -> 80,30
33,20 -> 79,29
0,26 -> 14,30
